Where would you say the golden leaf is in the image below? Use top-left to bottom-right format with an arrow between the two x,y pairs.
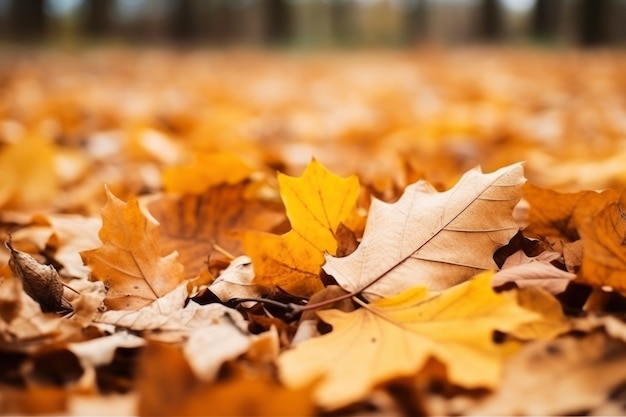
245,159 -> 359,297
278,272 -> 541,409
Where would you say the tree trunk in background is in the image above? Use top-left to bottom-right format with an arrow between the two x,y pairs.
330,0 -> 356,46
579,0 -> 610,46
7,0 -> 47,41
404,0 -> 428,44
263,0 -> 291,44
478,0 -> 503,42
82,0 -> 114,39
532,0 -> 562,40
170,0 -> 197,43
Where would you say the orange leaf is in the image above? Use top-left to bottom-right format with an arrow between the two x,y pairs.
80,187 -> 184,310
579,192 -> 626,294
162,151 -> 255,194
148,183 -> 285,280
523,183 -> 618,243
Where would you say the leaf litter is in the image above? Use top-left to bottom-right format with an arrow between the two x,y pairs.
1,49 -> 626,416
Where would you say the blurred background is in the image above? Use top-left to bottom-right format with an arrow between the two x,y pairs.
0,0 -> 625,49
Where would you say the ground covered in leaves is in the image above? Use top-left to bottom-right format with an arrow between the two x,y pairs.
1,47 -> 626,416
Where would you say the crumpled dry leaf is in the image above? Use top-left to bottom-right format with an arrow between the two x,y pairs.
278,272 -> 541,409
324,163 -> 525,300
96,283 -> 250,343
245,159 -> 360,297
80,187 -> 184,310
492,250 -> 575,294
208,255 -> 264,305
5,240 -> 72,314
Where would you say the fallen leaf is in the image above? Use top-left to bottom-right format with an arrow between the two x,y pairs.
245,159 -> 360,297
184,326 -> 279,381
0,133 -> 58,210
0,274 -> 72,343
523,183 -> 618,244
323,163 -> 525,300
162,151 -> 255,194
137,341 -> 313,417
148,183 -> 284,280
80,187 -> 185,310
465,332 -> 626,416
5,240 -> 72,314
579,192 -> 626,295
277,158 -> 360,255
278,272 -> 541,409
96,283 -> 249,342
492,250 -> 575,294
208,255 -> 264,305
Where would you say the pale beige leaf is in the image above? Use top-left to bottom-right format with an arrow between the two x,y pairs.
96,284 -> 247,340
323,163 -> 525,299
208,255 -> 263,306
492,250 -> 575,294
184,326 -> 278,381
466,333 -> 626,416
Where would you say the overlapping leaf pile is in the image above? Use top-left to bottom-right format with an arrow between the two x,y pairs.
1,49 -> 626,416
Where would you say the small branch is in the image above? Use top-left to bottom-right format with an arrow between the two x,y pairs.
212,242 -> 236,260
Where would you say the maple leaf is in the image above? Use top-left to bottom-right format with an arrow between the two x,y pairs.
244,159 -> 360,297
148,183 -> 284,280
162,151 -> 255,194
278,272 -> 541,409
578,192 -> 626,294
80,187 -> 184,310
323,163 -> 525,300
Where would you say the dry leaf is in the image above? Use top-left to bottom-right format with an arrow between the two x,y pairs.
523,183 -> 618,244
148,183 -> 284,279
492,250 -> 575,294
162,151 -> 255,194
137,341 -> 313,417
96,283 -> 249,342
323,163 -> 525,300
245,159 -> 360,297
80,187 -> 185,310
184,326 -> 279,381
208,255 -> 264,304
5,240 -> 72,314
278,272 -> 541,409
579,192 -> 626,295
0,133 -> 58,210
465,332 -> 626,416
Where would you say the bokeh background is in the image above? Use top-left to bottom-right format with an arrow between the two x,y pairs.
0,0 -> 625,49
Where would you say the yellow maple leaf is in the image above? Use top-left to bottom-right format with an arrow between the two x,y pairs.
244,159 -> 360,297
162,151 -> 255,194
278,158 -> 360,255
80,187 -> 184,310
278,272 -> 542,409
